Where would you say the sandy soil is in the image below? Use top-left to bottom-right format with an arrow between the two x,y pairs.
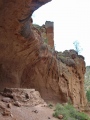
0,105 -> 58,120
0,88 -> 58,120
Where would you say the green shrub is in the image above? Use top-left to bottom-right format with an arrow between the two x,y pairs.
53,103 -> 90,120
86,89 -> 90,102
44,38 -> 48,44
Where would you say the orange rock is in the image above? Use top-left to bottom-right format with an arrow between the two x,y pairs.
45,21 -> 54,48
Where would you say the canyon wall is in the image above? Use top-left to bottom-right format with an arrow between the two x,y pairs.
0,0 -> 87,108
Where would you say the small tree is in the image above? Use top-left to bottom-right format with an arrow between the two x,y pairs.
73,40 -> 82,54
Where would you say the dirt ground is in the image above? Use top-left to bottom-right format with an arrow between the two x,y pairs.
0,104 -> 58,120
0,88 -> 58,120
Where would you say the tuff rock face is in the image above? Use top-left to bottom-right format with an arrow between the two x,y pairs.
0,0 -> 87,108
45,21 -> 54,48
33,21 -> 54,48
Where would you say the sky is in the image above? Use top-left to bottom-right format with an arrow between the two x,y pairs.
32,0 -> 90,66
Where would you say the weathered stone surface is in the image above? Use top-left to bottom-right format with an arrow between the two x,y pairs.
1,88 -> 45,107
0,0 -> 87,109
45,21 -> 54,48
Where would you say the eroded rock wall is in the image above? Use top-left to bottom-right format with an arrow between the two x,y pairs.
0,0 -> 87,108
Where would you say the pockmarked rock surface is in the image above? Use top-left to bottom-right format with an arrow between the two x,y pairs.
0,0 -> 87,110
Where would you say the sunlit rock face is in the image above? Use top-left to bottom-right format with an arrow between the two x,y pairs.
0,0 -> 87,108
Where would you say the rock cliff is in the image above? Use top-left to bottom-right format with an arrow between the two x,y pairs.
0,0 -> 87,108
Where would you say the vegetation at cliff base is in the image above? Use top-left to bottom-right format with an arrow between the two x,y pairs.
53,103 -> 90,120
86,89 -> 90,102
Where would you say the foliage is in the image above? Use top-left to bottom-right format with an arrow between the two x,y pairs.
86,89 -> 90,102
53,103 -> 90,120
44,38 -> 48,44
33,24 -> 41,29
73,40 -> 82,54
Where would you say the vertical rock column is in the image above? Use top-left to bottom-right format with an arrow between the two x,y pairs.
45,21 -> 54,48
